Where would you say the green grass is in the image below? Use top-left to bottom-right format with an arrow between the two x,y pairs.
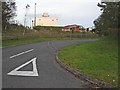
0,41 -> 1,47
2,27 -> 98,47
58,37 -> 118,86
2,37 -> 81,47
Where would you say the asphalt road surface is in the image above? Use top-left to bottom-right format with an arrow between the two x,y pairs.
2,39 -> 96,88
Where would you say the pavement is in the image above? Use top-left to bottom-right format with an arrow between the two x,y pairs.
2,39 -> 96,88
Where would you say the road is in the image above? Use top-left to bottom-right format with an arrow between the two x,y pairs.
2,39 -> 96,88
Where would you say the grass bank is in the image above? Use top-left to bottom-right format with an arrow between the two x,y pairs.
2,37 -> 82,47
2,30 -> 98,47
2,24 -> 98,47
58,37 -> 118,86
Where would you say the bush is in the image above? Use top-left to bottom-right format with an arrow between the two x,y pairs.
33,26 -> 63,31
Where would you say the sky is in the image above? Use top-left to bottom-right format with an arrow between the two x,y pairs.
14,0 -> 102,28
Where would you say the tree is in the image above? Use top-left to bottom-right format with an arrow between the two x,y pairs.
2,0 -> 16,31
94,2 -> 119,36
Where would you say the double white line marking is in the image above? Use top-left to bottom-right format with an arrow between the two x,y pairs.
10,49 -> 34,59
48,41 -> 58,51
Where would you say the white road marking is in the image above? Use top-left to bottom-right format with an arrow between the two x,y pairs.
7,58 -> 39,76
51,41 -> 58,51
10,49 -> 34,58
48,41 -> 58,51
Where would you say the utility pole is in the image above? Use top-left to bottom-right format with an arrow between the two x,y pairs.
34,3 -> 36,26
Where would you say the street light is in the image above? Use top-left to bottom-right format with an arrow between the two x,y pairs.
24,4 -> 30,27
23,4 -> 30,36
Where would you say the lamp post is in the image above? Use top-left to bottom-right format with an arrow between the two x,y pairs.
24,4 -> 30,27
23,4 -> 30,36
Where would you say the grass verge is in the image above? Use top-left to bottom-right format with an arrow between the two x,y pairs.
2,37 -> 81,47
58,37 -> 118,86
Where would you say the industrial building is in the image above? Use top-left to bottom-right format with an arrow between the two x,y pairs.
35,13 -> 58,26
62,24 -> 85,32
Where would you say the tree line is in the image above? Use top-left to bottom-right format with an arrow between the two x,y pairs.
2,0 -> 16,31
94,1 -> 120,37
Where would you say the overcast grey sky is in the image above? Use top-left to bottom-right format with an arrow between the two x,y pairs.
15,0 -> 101,28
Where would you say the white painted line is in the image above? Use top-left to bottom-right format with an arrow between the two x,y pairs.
7,58 -> 39,76
48,41 -> 58,51
48,41 -> 52,49
48,41 -> 50,47
10,49 -> 34,59
51,41 -> 58,51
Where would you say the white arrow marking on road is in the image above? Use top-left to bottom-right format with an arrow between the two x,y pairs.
10,49 -> 34,59
7,58 -> 39,76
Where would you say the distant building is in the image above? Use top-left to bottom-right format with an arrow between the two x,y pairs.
35,12 -> 58,26
62,24 -> 85,32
